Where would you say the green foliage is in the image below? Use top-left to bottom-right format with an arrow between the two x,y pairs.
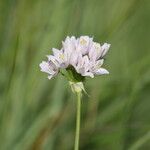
0,0 -> 150,150
61,66 -> 85,83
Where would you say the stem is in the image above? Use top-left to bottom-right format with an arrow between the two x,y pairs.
74,91 -> 81,150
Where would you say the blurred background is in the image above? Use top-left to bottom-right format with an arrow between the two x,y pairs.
0,0 -> 150,149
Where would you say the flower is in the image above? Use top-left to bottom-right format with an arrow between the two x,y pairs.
39,36 -> 110,81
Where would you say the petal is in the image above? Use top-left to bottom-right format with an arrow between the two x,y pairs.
89,48 -> 96,61
89,42 -> 101,61
39,61 -> 55,74
82,72 -> 94,78
78,36 -> 93,55
48,75 -> 53,80
46,55 -> 60,67
79,36 -> 93,45
77,67 -> 85,74
76,52 -> 84,68
52,48 -> 68,67
69,51 -> 79,67
95,59 -> 104,68
52,48 -> 61,57
101,43 -> 110,58
62,36 -> 77,54
95,68 -> 109,75
82,55 -> 90,71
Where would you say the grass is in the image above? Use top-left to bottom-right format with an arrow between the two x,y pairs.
0,0 -> 150,149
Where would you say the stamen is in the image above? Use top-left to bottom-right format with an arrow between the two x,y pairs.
59,54 -> 64,60
80,38 -> 87,45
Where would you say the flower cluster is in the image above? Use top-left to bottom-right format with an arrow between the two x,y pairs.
39,36 -> 110,81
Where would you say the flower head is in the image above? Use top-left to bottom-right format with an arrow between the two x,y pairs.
39,36 -> 110,81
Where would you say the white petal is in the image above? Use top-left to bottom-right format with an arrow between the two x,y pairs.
46,55 -> 60,67
95,59 -> 104,68
82,72 -> 94,78
76,52 -> 84,68
101,43 -> 110,57
82,55 -> 90,71
95,68 -> 109,75
39,61 -> 55,74
69,51 -> 79,67
52,48 -> 68,67
63,36 -> 77,54
89,42 -> 101,61
89,48 -> 96,61
77,67 -> 85,75
48,75 -> 53,80
52,48 -> 61,57
78,36 -> 93,55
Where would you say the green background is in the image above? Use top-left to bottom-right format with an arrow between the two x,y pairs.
0,0 -> 150,149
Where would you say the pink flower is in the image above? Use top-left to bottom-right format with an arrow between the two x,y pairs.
39,36 -> 110,80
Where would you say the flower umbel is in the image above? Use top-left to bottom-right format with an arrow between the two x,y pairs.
39,36 -> 110,82
39,36 -> 110,150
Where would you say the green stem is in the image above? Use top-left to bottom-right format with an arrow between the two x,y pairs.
74,92 -> 81,150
